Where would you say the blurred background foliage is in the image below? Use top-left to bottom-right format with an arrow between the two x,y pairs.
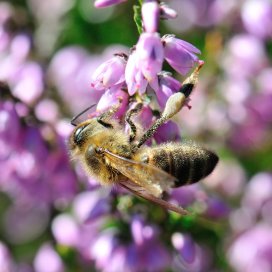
0,0 -> 272,271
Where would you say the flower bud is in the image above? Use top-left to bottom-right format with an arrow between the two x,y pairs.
160,3 -> 177,20
94,0 -> 127,8
142,0 -> 160,33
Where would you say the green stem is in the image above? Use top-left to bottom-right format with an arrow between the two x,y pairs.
133,0 -> 143,34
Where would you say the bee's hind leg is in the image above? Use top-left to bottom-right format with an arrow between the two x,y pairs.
125,103 -> 143,142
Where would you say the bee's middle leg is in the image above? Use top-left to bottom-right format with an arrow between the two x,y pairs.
125,103 -> 143,142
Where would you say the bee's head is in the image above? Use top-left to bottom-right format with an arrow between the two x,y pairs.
69,120 -> 92,151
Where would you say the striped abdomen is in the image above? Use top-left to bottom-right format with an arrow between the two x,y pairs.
144,142 -> 218,187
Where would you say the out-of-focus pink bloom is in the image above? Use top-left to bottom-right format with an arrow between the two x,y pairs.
172,232 -> 210,271
34,243 -> 65,272
130,217 -> 170,271
172,233 -> 196,263
228,224 -> 272,272
94,0 -> 127,8
136,32 -> 164,83
170,185 -> 198,207
91,230 -> 117,270
51,214 -> 79,247
205,160 -> 246,197
96,89 -> 129,118
48,46 -> 103,114
156,72 -> 182,108
228,92 -> 272,152
154,121 -> 181,143
125,51 -> 148,95
160,2 -> 177,19
73,190 -> 111,223
241,0 -> 272,40
12,62 -> 44,105
242,173 -> 272,214
3,202 -> 49,244
162,34 -> 201,75
0,241 -> 15,272
91,54 -> 126,91
222,34 -> 267,79
205,197 -> 230,219
142,0 -> 160,33
35,99 -> 59,123
10,34 -> 31,61
131,216 -> 156,246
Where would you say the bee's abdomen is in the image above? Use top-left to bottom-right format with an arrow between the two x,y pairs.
148,143 -> 218,187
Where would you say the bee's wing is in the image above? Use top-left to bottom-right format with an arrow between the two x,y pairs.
119,179 -> 190,215
104,149 -> 177,197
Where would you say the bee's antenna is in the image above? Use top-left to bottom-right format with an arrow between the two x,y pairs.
71,104 -> 96,126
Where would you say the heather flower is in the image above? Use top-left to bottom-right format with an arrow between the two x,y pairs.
160,3 -> 177,20
205,197 -> 230,219
136,32 -> 164,83
156,71 -> 182,108
91,54 -> 127,91
162,34 -> 201,75
94,0 -> 127,8
0,241 -> 15,272
228,224 -> 272,272
130,216 -> 170,271
241,0 -> 272,40
96,88 -> 129,118
154,121 -> 181,143
134,104 -> 153,130
34,243 -> 65,272
242,173 -> 272,215
222,34 -> 266,79
73,190 -> 111,223
142,0 -> 160,33
125,51 -> 148,95
172,233 -> 210,271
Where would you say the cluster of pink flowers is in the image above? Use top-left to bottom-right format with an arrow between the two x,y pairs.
89,0 -> 202,143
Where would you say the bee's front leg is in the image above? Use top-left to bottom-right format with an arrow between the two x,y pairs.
125,103 -> 143,142
97,102 -> 121,128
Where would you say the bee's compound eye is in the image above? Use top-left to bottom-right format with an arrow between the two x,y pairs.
74,125 -> 87,145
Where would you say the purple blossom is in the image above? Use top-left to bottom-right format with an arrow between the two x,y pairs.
73,190 -> 111,223
90,217 -> 170,272
154,121 -> 181,143
222,34 -> 267,79
172,232 -> 210,271
51,214 -> 80,247
3,202 -> 49,244
241,0 -> 272,40
135,32 -> 163,85
242,173 -> 272,215
0,241 -> 15,272
162,34 -> 201,75
142,0 -> 160,33
94,0 -> 127,8
228,224 -> 272,272
33,243 -> 65,272
125,50 -> 148,95
96,88 -> 129,118
160,3 -> 178,20
156,72 -> 182,108
91,54 -> 126,91
204,197 -> 230,219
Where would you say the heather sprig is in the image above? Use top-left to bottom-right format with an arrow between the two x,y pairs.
90,0 -> 202,144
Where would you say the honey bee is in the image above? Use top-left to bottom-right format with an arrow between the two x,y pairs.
69,64 -> 218,215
